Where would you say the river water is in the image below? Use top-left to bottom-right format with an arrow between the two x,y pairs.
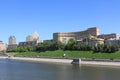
0,59 -> 120,80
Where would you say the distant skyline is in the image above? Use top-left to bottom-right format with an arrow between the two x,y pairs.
0,0 -> 120,44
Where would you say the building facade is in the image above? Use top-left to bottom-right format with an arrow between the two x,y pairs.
26,35 -> 34,41
0,41 -> 7,51
9,36 -> 16,45
32,32 -> 40,41
82,37 -> 104,46
26,32 -> 40,42
43,39 -> 53,43
53,27 -> 100,44
104,39 -> 120,46
19,41 -> 39,47
98,33 -> 119,40
7,44 -> 18,51
19,32 -> 41,47
8,36 -> 17,51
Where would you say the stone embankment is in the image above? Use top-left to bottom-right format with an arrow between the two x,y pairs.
1,57 -> 120,66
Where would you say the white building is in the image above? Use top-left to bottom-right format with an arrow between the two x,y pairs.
32,32 -> 41,42
26,32 -> 40,42
9,36 -> 16,45
8,36 -> 17,51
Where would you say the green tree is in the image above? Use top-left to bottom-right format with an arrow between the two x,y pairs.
36,41 -> 65,52
65,39 -> 77,50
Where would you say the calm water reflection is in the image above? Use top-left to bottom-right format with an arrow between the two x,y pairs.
0,59 -> 120,80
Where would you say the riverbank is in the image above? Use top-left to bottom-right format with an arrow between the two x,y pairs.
10,57 -> 72,64
81,60 -> 120,66
1,56 -> 120,67
7,50 -> 120,59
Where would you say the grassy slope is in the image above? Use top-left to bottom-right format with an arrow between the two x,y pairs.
8,50 -> 120,59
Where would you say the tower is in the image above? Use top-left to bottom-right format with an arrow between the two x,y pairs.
33,32 -> 39,41
9,36 -> 16,45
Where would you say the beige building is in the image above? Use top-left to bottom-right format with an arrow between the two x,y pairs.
0,41 -> 7,51
19,32 -> 41,47
81,35 -> 104,46
32,32 -> 40,41
53,27 -> 100,44
26,35 -> 34,41
26,32 -> 40,42
98,33 -> 119,40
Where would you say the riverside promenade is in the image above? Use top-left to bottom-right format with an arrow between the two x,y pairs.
1,56 -> 120,66
11,57 -> 72,64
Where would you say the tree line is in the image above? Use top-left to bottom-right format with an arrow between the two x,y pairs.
9,39 -> 119,53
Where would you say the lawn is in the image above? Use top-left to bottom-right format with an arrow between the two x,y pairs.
8,50 -> 120,59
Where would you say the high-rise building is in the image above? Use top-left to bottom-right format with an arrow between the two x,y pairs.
8,36 -> 17,51
9,36 -> 16,45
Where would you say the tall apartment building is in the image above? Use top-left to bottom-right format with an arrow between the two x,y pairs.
7,36 -> 17,51
53,27 -> 100,44
9,36 -> 16,45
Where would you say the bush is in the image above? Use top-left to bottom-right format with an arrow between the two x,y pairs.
36,41 -> 65,52
12,46 -> 34,52
93,44 -> 119,53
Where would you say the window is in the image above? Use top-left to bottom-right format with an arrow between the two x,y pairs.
62,38 -> 67,44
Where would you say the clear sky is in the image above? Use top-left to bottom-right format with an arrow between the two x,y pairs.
0,0 -> 120,44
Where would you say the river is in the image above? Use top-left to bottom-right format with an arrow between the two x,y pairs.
0,59 -> 120,80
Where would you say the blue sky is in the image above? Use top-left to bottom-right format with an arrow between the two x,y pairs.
0,0 -> 120,44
